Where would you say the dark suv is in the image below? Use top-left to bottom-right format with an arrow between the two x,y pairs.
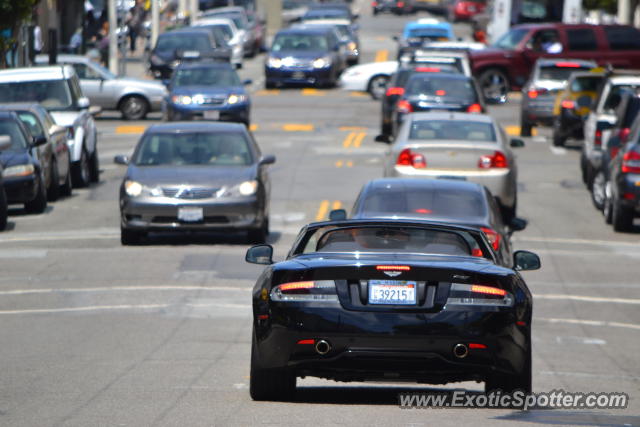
470,24 -> 640,103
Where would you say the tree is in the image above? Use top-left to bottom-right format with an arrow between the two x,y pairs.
0,0 -> 39,68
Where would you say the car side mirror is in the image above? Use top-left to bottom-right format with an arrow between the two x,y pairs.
246,244 -> 273,265
0,135 -> 11,151
513,250 -> 541,271
114,154 -> 129,165
508,217 -> 528,233
375,134 -> 391,143
510,138 -> 525,148
259,154 -> 276,165
243,79 -> 253,86
88,105 -> 102,116
77,97 -> 90,109
328,209 -> 347,221
32,135 -> 47,147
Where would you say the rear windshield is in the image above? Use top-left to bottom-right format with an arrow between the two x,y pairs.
407,29 -> 450,40
0,80 -> 73,110
156,33 -> 212,51
0,119 -> 28,151
409,119 -> 496,141
405,76 -> 477,101
538,65 -> 592,81
570,76 -> 603,92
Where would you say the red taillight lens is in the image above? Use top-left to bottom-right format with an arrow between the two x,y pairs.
471,284 -> 507,296
555,62 -> 581,68
376,265 -> 411,271
480,227 -> 501,251
271,281 -> 337,302
527,88 -> 547,98
415,67 -> 441,72
414,208 -> 432,214
372,1 -> 378,5
561,99 -> 575,109
385,87 -> 404,97
478,151 -> 508,169
594,129 -> 602,147
619,127 -> 631,143
447,283 -> 512,306
467,103 -> 482,113
396,99 -> 413,114
623,192 -> 636,200
622,150 -> 640,173
297,339 -> 315,345
396,148 -> 426,168
279,281 -> 315,291
469,343 -> 487,349
397,1 -> 405,6
471,248 -> 484,257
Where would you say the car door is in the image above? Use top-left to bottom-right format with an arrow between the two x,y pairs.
516,28 -> 562,87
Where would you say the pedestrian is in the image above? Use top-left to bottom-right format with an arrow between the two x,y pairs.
32,11 -> 43,55
126,0 -> 146,53
97,21 -> 110,66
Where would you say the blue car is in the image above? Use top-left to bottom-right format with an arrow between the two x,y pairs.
396,19 -> 455,59
164,61 -> 251,125
265,27 -> 344,88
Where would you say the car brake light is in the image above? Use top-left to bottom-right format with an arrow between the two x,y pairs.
471,248 -> 484,257
555,62 -> 581,68
415,67 -> 441,72
271,280 -> 338,302
435,89 -> 446,96
396,99 -> 413,114
480,227 -> 501,251
467,103 -> 482,113
561,99 -> 575,109
622,150 -> 640,173
385,87 -> 404,97
527,88 -> 547,99
594,129 -> 602,147
371,1 -> 378,5
446,283 -> 513,306
619,127 -> 631,143
469,343 -> 487,349
297,339 -> 315,345
414,208 -> 432,214
396,148 -> 426,168
376,265 -> 411,271
397,1 -> 405,6
623,192 -> 636,200
478,151 -> 508,169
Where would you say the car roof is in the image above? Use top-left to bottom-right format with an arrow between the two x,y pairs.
365,177 -> 484,193
145,122 -> 247,133
277,26 -> 333,36
0,111 -> 20,119
0,65 -> 75,82
608,75 -> 640,85
160,27 -> 212,37
0,102 -> 44,111
300,19 -> 351,26
408,111 -> 494,122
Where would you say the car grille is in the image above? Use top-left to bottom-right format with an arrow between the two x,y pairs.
201,96 -> 226,105
162,187 -> 219,199
287,58 -> 314,68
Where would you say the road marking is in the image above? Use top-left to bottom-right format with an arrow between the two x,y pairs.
353,132 -> 366,148
301,88 -> 325,96
331,200 -> 342,210
346,160 -> 353,167
315,200 -> 330,221
255,89 -> 280,96
555,336 -> 606,345
0,285 -> 253,296
534,293 -> 640,305
282,123 -> 314,131
540,371 -> 640,381
550,146 -> 567,155
342,131 -> 356,148
514,235 -> 640,248
0,249 -> 47,258
335,160 -> 343,168
249,124 -> 258,131
116,125 -> 147,134
349,92 -> 368,97
504,125 -> 537,136
375,49 -> 389,62
339,126 -> 368,131
537,317 -> 640,331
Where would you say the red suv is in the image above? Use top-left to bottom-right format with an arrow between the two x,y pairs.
470,23 -> 640,103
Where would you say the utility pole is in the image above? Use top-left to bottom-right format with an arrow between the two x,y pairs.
190,0 -> 199,23
151,0 -> 160,48
618,0 -> 631,24
108,0 -> 118,75
179,0 -> 187,22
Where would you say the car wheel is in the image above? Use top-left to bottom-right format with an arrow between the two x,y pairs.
552,121 -> 565,147
47,160 -> 60,202
612,200 -> 634,232
520,115 -> 533,137
24,174 -> 47,214
486,333 -> 531,396
60,155 -> 73,197
373,8 -> 378,15
89,146 -> 100,183
249,331 -> 295,401
603,181 -> 613,224
121,227 -> 144,245
72,147 -> 91,188
120,95 -> 150,120
0,187 -> 7,231
591,170 -> 606,211
478,68 -> 509,104
580,152 -> 589,185
368,75 -> 389,100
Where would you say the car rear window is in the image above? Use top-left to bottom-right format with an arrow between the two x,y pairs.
604,26 -> 640,50
409,119 -> 496,141
538,64 -> 592,81
407,28 -> 450,40
0,80 -> 73,110
405,76 -> 477,101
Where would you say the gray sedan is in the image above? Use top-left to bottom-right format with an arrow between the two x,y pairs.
382,112 -> 524,220
115,122 -> 275,245
36,55 -> 167,120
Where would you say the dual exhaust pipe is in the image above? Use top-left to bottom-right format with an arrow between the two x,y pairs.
315,339 -> 331,355
313,341 -> 470,358
453,343 -> 468,359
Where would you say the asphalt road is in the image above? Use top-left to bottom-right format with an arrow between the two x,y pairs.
0,2 -> 639,426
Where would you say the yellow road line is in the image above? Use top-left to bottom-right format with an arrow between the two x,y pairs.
282,123 -> 314,132
375,49 -> 389,63
255,89 -> 280,96
353,132 -> 366,148
505,125 -> 537,136
335,160 -> 344,168
315,200 -> 330,221
116,125 -> 146,134
346,161 -> 353,168
349,91 -> 367,97
342,131 -> 356,148
249,124 -> 258,132
302,88 -> 325,96
331,200 -> 342,210
339,126 -> 367,131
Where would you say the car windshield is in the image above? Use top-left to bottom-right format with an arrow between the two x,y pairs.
302,226 -> 473,256
539,65 -> 592,81
17,112 -> 45,138
0,119 -> 28,151
133,132 -> 252,166
272,34 -> 328,51
409,120 -> 496,141
156,33 -> 211,51
405,76 -> 477,101
173,67 -> 240,87
209,24 -> 233,41
570,76 -> 603,92
0,80 -> 73,110
305,10 -> 349,20
87,61 -> 115,79
493,28 -> 528,50
360,188 -> 486,220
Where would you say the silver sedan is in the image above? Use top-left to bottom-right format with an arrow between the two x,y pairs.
382,111 -> 524,219
36,54 -> 167,120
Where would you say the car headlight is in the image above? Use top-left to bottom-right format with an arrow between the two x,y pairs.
171,95 -> 204,105
227,94 -> 248,105
3,164 -> 34,177
347,41 -> 357,51
124,180 -> 163,197
267,57 -> 282,68
313,57 -> 331,68
220,180 -> 258,197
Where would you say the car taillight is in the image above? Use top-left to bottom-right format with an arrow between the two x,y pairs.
376,265 -> 411,271
446,283 -> 513,307
619,127 -> 631,143
478,151 -> 508,169
561,99 -> 575,109
396,99 -> 413,114
415,67 -> 441,72
396,148 -> 426,168
555,62 -> 581,68
594,129 -> 602,147
397,1 -> 405,6
371,0 -> 378,5
471,248 -> 484,257
385,87 -> 404,97
480,227 -> 501,251
271,280 -> 338,302
467,103 -> 482,113
527,88 -> 547,98
622,150 -> 640,173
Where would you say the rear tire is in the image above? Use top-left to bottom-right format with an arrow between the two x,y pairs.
552,121 -> 565,147
0,187 -> 7,231
47,160 -> 60,202
247,219 -> 268,244
60,157 -> 73,197
591,170 -> 607,211
486,335 -> 531,396
89,147 -> 100,183
520,117 -> 533,137
120,95 -> 149,120
603,181 -> 613,224
478,68 -> 509,104
367,75 -> 389,100
72,147 -> 91,188
249,332 -> 296,401
612,200 -> 634,232
25,175 -> 47,214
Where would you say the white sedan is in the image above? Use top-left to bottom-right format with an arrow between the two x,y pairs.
339,60 -> 398,100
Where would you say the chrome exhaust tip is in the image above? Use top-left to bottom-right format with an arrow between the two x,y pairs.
453,343 -> 468,359
315,339 -> 331,355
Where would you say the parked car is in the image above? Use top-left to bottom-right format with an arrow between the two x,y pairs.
471,23 -> 640,103
192,18 -> 245,69
201,7 -> 259,57
245,218 -> 539,400
581,72 -> 640,188
164,61 -> 252,125
36,54 -> 166,120
446,0 -> 486,22
372,0 -> 415,15
116,122 -> 275,244
345,178 -> 525,266
294,19 -> 360,65
0,66 -> 99,188
395,19 -> 455,60
519,58 -> 596,136
0,103 -> 72,201
340,60 -> 398,100
382,112 -> 524,220
265,27 -> 345,88
302,3 -> 355,22
551,69 -> 606,147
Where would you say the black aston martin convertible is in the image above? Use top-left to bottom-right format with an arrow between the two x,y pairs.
245,219 -> 540,401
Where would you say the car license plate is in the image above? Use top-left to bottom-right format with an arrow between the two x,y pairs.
204,110 -> 219,120
178,207 -> 203,222
369,280 -> 417,305
292,71 -> 305,80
